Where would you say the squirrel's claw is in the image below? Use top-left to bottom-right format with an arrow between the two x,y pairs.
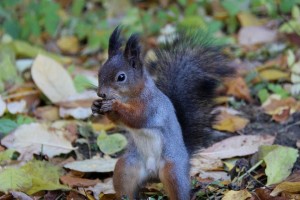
91,99 -> 114,115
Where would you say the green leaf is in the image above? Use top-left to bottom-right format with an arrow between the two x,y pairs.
279,0 -> 296,13
0,44 -> 18,83
0,149 -> 17,164
258,89 -> 269,104
178,0 -> 187,6
97,131 -> 128,155
71,0 -> 85,16
267,84 -> 290,98
16,115 -> 35,125
3,19 -> 21,38
74,74 -> 93,92
258,145 -> 299,185
0,118 -> 18,134
21,160 -> 69,195
0,168 -> 32,193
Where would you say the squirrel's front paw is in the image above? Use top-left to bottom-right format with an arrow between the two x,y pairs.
91,99 -> 114,115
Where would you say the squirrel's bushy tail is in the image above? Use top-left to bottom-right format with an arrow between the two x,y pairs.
148,31 -> 235,154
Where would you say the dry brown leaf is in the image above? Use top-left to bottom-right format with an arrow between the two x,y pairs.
238,26 -> 277,46
34,106 -> 60,121
64,158 -> 117,173
190,156 -> 223,175
262,96 -> 300,122
87,178 -> 115,199
222,189 -> 252,200
60,175 -> 100,187
59,107 -> 92,119
31,54 -> 77,103
270,182 -> 300,196
225,77 -> 252,102
57,36 -> 79,54
259,69 -> 289,81
254,188 -> 286,200
1,123 -> 76,160
198,171 -> 230,182
213,110 -> 249,132
199,135 -> 275,159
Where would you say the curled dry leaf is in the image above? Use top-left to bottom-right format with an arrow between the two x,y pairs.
1,123 -> 76,160
222,189 -> 252,200
190,156 -> 223,176
31,54 -> 77,103
224,76 -> 252,102
87,178 -> 115,200
213,108 -> 249,133
199,135 -> 275,159
60,175 -> 100,187
270,182 -> 300,197
262,96 -> 300,123
0,96 -> 6,117
238,26 -> 277,46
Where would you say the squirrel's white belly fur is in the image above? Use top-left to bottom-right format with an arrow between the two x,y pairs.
128,128 -> 163,176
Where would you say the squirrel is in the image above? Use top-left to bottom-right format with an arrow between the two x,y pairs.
91,26 -> 235,200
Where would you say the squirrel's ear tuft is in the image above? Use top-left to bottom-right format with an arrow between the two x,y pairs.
124,34 -> 141,68
108,26 -> 123,58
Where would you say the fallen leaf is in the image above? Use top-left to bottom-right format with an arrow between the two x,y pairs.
60,175 -> 100,187
34,106 -> 60,121
31,54 -> 77,103
97,131 -> 128,155
237,12 -> 264,27
0,149 -> 16,164
199,171 -> 230,182
1,123 -> 76,160
57,36 -> 79,54
238,26 -> 277,46
59,107 -> 92,119
10,191 -> 32,200
0,168 -> 32,193
199,135 -> 275,159
0,118 -> 18,134
259,69 -> 289,81
258,145 -> 299,185
64,158 -> 117,173
7,100 -> 27,114
87,178 -> 115,199
0,96 -> 6,117
190,156 -> 223,175
270,182 -> 300,196
222,189 -> 252,200
225,77 -> 252,101
22,160 -> 69,195
213,109 -> 249,132
262,96 -> 300,122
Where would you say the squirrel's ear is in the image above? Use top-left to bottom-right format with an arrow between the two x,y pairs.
124,34 -> 142,68
108,26 -> 122,58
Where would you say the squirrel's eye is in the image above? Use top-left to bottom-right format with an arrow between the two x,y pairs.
117,73 -> 126,82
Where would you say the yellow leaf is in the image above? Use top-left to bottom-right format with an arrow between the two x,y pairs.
92,123 -> 116,131
222,189 -> 252,200
237,12 -> 264,27
57,36 -> 79,54
270,182 -> 300,196
259,69 -> 289,81
213,111 -> 249,132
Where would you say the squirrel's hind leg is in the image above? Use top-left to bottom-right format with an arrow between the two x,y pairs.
113,154 -> 146,199
159,160 -> 190,200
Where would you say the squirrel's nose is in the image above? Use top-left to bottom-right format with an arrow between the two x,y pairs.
98,92 -> 106,98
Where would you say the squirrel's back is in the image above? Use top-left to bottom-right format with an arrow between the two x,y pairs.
147,31 -> 235,154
